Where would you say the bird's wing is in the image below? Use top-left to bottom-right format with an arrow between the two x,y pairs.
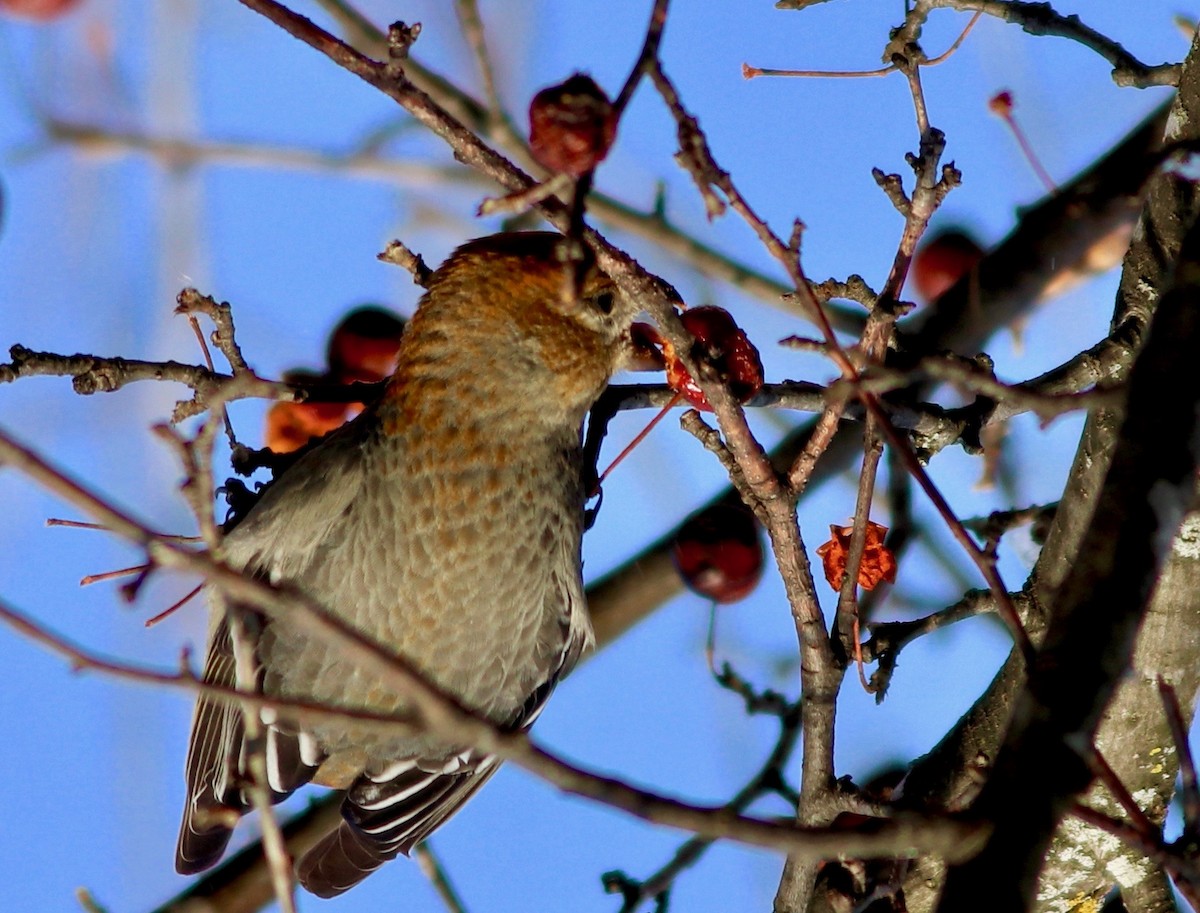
176,418 -> 376,875
219,415 -> 376,583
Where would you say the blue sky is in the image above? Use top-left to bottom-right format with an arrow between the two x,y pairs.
0,1 -> 1190,911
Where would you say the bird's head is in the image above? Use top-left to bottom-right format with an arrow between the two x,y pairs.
386,232 -> 637,426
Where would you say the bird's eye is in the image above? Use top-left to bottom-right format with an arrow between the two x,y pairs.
593,291 -> 615,315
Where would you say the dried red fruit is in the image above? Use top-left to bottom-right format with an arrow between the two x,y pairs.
815,521 -> 897,592
327,306 -> 406,384
528,74 -> 616,178
662,306 -> 764,411
988,90 -> 1014,117
265,370 -> 350,454
265,402 -> 317,454
0,0 -> 81,19
911,229 -> 983,302
672,504 -> 764,604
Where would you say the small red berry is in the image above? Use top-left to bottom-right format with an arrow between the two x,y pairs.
672,503 -> 764,604
663,306 -> 764,411
265,370 -> 350,454
327,306 -> 406,384
264,403 -> 312,455
911,229 -> 983,302
528,74 -> 616,178
988,90 -> 1014,118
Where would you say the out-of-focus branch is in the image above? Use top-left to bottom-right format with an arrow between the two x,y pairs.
43,111 -> 857,328
899,101 -> 1169,362
44,118 -> 477,185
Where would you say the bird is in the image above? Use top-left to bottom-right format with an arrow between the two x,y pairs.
175,231 -> 637,897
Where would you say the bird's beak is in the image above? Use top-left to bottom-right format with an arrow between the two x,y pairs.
620,321 -> 669,374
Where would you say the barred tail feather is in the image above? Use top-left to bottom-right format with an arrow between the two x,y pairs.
298,760 -> 499,898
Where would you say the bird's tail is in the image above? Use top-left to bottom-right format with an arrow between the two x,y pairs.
298,759 -> 498,898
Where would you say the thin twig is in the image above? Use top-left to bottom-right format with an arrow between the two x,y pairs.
1159,679 -> 1200,842
74,888 -> 111,913
144,583 -> 205,628
47,517 -> 202,541
743,11 -> 981,80
378,239 -> 433,286
832,431 -> 885,664
612,0 -> 671,119
80,563 -> 150,587
453,0 -> 503,123
414,843 -> 470,913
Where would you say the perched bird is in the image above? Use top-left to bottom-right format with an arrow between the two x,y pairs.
176,232 -> 636,897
